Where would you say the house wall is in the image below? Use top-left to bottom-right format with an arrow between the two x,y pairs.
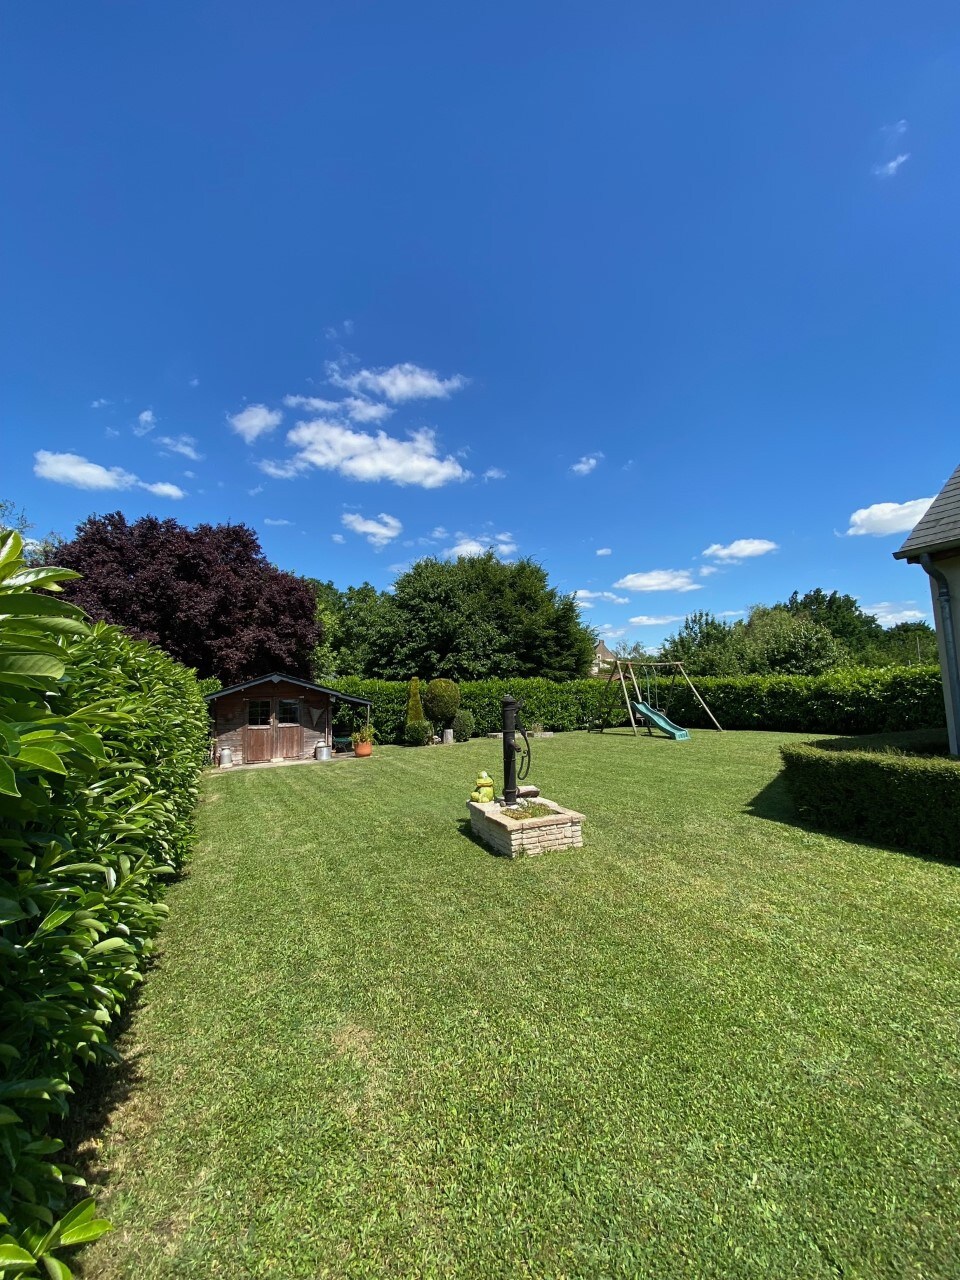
211,680 -> 331,763
928,553 -> 960,755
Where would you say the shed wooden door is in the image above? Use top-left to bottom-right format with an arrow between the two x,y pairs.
245,698 -> 273,762
275,698 -> 303,758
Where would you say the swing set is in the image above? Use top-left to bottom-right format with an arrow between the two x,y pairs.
592,659 -> 723,740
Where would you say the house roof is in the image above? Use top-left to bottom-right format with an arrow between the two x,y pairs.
594,640 -> 616,660
204,672 -> 372,706
894,463 -> 960,561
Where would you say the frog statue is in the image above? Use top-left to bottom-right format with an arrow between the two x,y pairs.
469,770 -> 496,804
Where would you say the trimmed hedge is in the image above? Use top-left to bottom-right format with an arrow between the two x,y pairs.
780,739 -> 960,858
0,531 -> 209,1274
327,667 -> 945,743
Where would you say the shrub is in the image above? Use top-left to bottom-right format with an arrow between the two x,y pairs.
780,739 -> 960,858
406,677 -> 425,725
451,709 -> 476,742
422,678 -> 460,727
0,530 -> 209,1273
404,719 -> 434,747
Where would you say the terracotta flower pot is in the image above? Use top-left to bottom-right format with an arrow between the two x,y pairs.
354,740 -> 373,757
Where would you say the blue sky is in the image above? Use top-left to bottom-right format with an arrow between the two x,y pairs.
3,1 -> 958,650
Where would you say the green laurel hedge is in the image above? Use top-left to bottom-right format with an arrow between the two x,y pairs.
780,738 -> 960,858
0,531 -> 209,1276
327,667 -> 945,743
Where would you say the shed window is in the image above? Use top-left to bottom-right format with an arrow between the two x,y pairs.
277,699 -> 300,725
248,699 -> 271,726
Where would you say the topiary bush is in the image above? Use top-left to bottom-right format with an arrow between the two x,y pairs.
422,678 -> 460,727
0,530 -> 209,1275
451,709 -> 475,742
403,719 -> 434,747
406,677 -> 425,725
780,738 -> 960,858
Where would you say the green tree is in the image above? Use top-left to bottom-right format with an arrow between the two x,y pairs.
869,620 -> 939,667
781,589 -> 883,659
739,606 -> 845,675
363,553 -> 594,682
659,611 -> 741,675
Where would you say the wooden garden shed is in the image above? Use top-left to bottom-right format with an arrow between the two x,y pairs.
205,673 -> 371,765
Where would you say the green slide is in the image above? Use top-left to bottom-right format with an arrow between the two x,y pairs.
631,700 -> 690,741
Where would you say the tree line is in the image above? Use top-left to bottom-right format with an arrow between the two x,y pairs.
643,590 -> 937,675
2,505 -> 937,684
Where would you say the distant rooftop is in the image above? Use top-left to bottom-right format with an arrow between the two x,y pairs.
894,463 -> 960,561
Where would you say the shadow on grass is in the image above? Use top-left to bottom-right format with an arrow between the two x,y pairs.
55,986 -> 148,1202
746,766 -> 960,868
456,817 -> 514,858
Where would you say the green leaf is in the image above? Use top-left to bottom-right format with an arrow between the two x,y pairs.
0,654 -> 65,680
57,1219 -> 111,1248
0,595 -> 84,620
13,747 -> 67,776
87,937 -> 133,956
5,566 -> 80,589
0,1239 -> 38,1267
40,1258 -> 73,1280
0,759 -> 19,798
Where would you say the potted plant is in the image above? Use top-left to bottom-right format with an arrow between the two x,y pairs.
352,724 -> 375,757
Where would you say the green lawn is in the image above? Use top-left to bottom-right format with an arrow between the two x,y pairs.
78,731 -> 960,1279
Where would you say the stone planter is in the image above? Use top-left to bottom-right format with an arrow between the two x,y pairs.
467,797 -> 585,857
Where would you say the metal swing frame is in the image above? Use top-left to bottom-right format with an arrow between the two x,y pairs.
603,659 -> 723,736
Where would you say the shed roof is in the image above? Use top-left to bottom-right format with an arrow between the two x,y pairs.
894,463 -> 960,561
204,672 -> 372,706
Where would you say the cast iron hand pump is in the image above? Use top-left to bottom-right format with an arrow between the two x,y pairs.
501,694 -> 532,805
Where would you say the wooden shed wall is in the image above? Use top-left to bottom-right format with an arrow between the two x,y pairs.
211,679 -> 331,763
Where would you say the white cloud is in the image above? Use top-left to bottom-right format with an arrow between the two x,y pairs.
575,590 -> 630,605
873,153 -> 910,178
259,458 -> 308,479
141,481 -> 186,499
628,614 -> 685,626
228,403 -> 283,444
444,530 -> 516,559
265,419 -> 469,488
341,511 -> 403,548
248,484 -> 264,496
613,570 -> 702,593
596,547 -> 612,556
284,391 -> 396,422
133,409 -> 156,436
189,377 -> 199,387
90,398 -> 111,408
156,434 -> 203,461
264,517 -> 293,527
431,526 -> 448,539
703,538 -> 779,563
845,497 -> 934,537
699,565 -> 718,577
596,623 -> 626,640
34,450 -> 185,499
863,601 -> 929,627
342,396 -> 394,424
328,361 -> 468,403
483,467 -> 507,481
35,451 -> 137,491
331,533 -> 346,544
571,453 -> 603,476
283,395 -> 342,414
719,610 -> 746,618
